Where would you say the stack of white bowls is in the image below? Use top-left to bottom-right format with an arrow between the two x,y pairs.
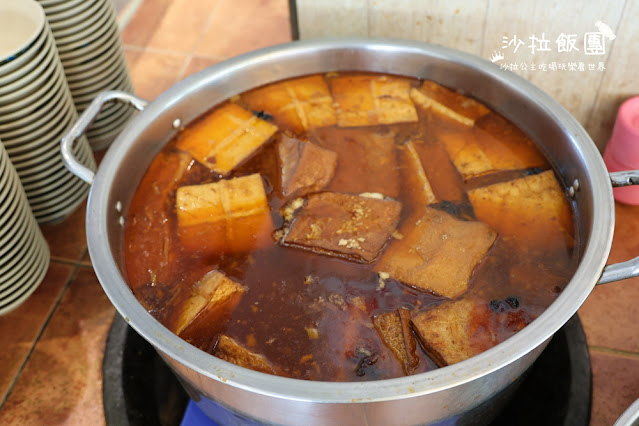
0,0 -> 96,223
38,0 -> 135,150
0,140 -> 50,315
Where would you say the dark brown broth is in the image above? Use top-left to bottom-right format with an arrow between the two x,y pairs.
124,72 -> 580,382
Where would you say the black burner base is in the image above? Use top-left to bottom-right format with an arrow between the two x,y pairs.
103,315 -> 591,425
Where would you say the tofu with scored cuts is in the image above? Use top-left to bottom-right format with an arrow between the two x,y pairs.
176,173 -> 274,254
175,103 -> 278,176
242,75 -> 337,133
331,75 -> 418,127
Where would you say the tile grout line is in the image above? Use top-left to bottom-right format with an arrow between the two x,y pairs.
175,0 -> 226,82
123,44 -> 192,56
50,257 -> 83,267
117,0 -> 144,32
0,262 -> 84,411
123,44 -> 228,61
589,345 -> 639,359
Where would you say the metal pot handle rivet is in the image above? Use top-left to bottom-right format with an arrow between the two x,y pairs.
598,170 -> 639,284
61,90 -> 148,184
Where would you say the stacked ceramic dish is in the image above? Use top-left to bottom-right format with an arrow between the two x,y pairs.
0,0 -> 96,223
0,140 -> 50,315
38,0 -> 135,150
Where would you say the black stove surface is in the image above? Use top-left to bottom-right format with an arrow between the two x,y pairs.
103,315 -> 591,425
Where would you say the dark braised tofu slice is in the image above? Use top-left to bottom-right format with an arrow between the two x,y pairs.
373,308 -> 420,375
401,141 -> 437,211
214,335 -> 276,375
312,128 -> 400,197
331,75 -> 418,127
412,298 -> 533,367
375,207 -> 497,298
278,135 -> 338,199
242,75 -> 336,133
175,271 -> 245,346
176,173 -> 274,254
412,299 -> 477,366
468,170 -> 573,249
410,80 -> 490,127
282,192 -> 402,263
175,103 -> 278,176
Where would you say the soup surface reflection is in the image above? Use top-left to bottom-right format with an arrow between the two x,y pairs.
124,73 -> 579,381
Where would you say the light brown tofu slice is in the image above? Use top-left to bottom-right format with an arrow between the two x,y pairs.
176,173 -> 274,254
312,128 -> 400,197
214,335 -> 276,374
410,80 -> 490,127
375,207 -> 497,298
373,307 -> 420,375
242,75 -> 336,133
175,270 -> 245,345
437,114 -> 548,180
282,192 -> 402,263
278,135 -> 337,199
331,75 -> 418,127
468,170 -> 574,249
439,127 -> 546,180
401,141 -> 437,211
175,103 -> 278,176
412,298 -> 534,367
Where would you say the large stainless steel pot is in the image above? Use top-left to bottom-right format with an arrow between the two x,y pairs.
61,38 -> 639,425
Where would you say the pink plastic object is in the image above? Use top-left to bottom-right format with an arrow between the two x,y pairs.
604,96 -> 639,205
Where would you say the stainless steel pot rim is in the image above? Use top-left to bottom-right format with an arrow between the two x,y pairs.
87,37 -> 614,403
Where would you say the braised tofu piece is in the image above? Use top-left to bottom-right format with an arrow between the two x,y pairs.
278,135 -> 337,199
436,114 -> 547,180
175,271 -> 245,345
410,80 -> 490,127
242,75 -> 336,133
331,75 -> 418,127
438,125 -> 547,180
412,299 -> 478,366
175,103 -> 278,176
468,170 -> 573,249
176,173 -> 274,254
375,207 -> 497,298
411,140 -> 466,203
401,141 -> 437,211
412,298 -> 533,367
282,192 -> 402,263
214,335 -> 276,374
312,128 -> 400,197
373,308 -> 420,375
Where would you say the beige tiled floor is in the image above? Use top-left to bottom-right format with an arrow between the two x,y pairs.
121,0 -> 291,102
1,1 -> 639,425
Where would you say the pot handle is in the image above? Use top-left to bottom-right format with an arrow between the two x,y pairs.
597,170 -> 639,284
61,90 -> 148,184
